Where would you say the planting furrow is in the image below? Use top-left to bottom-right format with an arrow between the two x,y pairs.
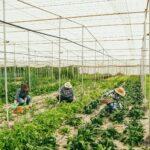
55,101 -> 105,150
0,76 -> 132,149
0,92 -> 56,128
66,76 -> 147,150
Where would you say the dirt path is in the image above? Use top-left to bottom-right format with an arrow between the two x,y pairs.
0,92 -> 57,128
55,104 -> 105,150
55,104 -> 150,150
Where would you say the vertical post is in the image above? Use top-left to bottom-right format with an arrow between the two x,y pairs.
13,44 -> 16,82
58,17 -> 61,102
111,59 -> 113,75
81,26 -> 84,97
126,59 -> 128,75
148,2 -> 150,143
3,0 -> 9,126
72,65 -> 74,79
102,49 -> 105,79
35,51 -> 37,77
141,9 -> 147,103
51,41 -> 54,81
107,57 -> 109,77
77,56 -> 80,80
149,0 -> 150,74
27,31 -> 31,90
67,49 -> 69,79
94,40 -> 97,86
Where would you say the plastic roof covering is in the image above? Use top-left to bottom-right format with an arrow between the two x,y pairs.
0,0 -> 149,68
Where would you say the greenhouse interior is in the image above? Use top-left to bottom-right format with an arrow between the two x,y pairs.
0,0 -> 150,149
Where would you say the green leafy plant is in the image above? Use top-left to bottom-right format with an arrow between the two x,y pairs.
83,105 -> 93,114
59,127 -> 70,135
122,121 -> 144,146
98,138 -> 117,150
83,99 -> 100,114
128,106 -> 144,120
66,117 -> 82,127
101,128 -> 121,140
91,116 -> 103,126
109,109 -> 126,123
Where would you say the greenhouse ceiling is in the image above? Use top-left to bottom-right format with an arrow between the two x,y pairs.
0,0 -> 149,67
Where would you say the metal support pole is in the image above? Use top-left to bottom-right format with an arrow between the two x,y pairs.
51,41 -> 54,81
107,57 -> 109,77
77,56 -> 80,80
13,44 -> 16,82
102,49 -> 104,79
81,26 -> 84,97
141,9 -> 147,103
28,31 -> 31,90
149,0 -> 150,74
58,17 -> 61,102
67,49 -> 69,79
3,0 -> 9,126
147,1 -> 150,144
112,60 -> 113,75
94,40 -> 97,87
125,58 -> 127,75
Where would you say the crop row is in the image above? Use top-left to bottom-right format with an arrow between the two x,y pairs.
67,76 -> 145,150
0,76 -> 128,149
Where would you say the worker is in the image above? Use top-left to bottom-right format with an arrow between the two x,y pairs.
57,82 -> 75,102
103,87 -> 126,113
14,83 -> 31,106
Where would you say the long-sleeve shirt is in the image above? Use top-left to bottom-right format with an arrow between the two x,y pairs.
59,86 -> 74,100
15,88 -> 29,100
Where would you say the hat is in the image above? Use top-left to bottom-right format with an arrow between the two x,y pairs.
64,82 -> 72,89
115,87 -> 126,97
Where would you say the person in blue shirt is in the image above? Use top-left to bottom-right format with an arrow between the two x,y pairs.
103,87 -> 126,113
15,84 -> 31,106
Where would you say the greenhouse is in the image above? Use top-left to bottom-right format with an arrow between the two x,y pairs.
0,0 -> 150,149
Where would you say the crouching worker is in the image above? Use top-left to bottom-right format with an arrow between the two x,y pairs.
15,83 -> 31,106
102,87 -> 126,113
57,82 -> 75,102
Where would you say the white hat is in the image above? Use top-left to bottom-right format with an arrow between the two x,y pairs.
115,87 -> 126,97
64,82 -> 72,89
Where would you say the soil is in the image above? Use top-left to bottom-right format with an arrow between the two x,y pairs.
55,104 -> 105,150
0,92 -> 57,128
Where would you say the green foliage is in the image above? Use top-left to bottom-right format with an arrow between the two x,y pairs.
124,77 -> 144,105
91,116 -> 103,126
101,128 -> 121,140
109,109 -> 126,123
67,136 -> 90,150
128,106 -> 144,120
68,76 -> 145,149
122,121 -> 144,146
98,138 -> 117,150
59,127 -> 70,135
66,117 -> 82,127
83,99 -> 100,114
68,124 -> 102,150
0,74 -> 145,149
0,77 -> 115,149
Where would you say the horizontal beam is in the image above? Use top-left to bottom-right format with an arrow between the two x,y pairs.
0,22 -> 145,33
9,11 -> 145,24
0,38 -> 143,45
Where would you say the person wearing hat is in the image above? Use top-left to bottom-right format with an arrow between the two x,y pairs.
57,82 -> 75,102
103,87 -> 126,113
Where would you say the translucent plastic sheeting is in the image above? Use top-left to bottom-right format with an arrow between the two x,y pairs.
0,0 -> 149,74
